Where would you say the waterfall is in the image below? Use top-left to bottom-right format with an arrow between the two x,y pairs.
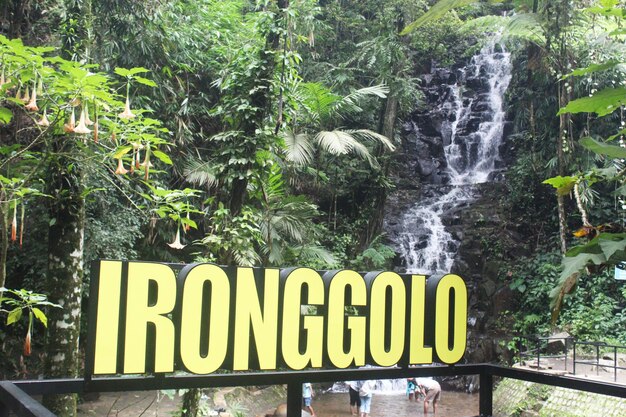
392,38 -> 512,275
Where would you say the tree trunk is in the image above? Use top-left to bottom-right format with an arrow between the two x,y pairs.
363,95 -> 398,248
42,154 -> 85,417
228,0 -> 289,216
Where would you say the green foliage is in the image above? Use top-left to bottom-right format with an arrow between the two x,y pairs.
503,248 -> 626,344
558,87 -> 626,117
0,287 -> 61,356
400,0 -> 478,35
349,236 -> 396,271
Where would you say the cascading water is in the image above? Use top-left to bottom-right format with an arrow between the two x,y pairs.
393,38 -> 512,275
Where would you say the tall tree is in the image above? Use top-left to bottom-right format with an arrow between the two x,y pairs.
42,2 -> 91,414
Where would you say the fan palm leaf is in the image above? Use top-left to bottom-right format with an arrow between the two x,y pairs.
283,130 -> 314,166
183,157 -> 219,187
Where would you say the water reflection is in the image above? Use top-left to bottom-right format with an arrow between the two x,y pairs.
312,391 -> 479,417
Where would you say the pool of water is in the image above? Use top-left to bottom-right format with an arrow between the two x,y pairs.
310,391 -> 479,417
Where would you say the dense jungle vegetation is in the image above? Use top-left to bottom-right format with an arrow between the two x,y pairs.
1,0 -> 626,415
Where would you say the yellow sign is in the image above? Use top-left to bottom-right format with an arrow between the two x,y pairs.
87,261 -> 468,375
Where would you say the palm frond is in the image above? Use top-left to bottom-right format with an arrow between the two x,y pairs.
346,129 -> 396,152
460,15 -> 507,34
183,157 -> 219,187
315,130 -> 352,155
336,85 -> 389,116
401,0 -> 476,35
299,82 -> 342,121
504,13 -> 546,46
283,130 -> 314,166
292,245 -> 336,265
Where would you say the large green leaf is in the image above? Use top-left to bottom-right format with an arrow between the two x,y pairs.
0,107 -> 12,124
542,175 -> 576,195
564,60 -> 621,78
32,307 -> 48,327
400,0 -> 477,35
580,136 -> 626,158
7,308 -> 22,325
558,87 -> 626,117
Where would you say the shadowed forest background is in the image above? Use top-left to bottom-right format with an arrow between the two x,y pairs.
1,1 -> 626,416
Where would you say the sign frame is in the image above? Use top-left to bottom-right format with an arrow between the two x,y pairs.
85,260 -> 468,386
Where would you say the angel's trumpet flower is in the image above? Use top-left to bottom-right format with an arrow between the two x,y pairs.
118,96 -> 136,119
10,204 -> 17,243
73,107 -> 92,134
84,104 -> 94,126
141,151 -> 153,181
167,227 -> 186,250
93,121 -> 99,143
36,111 -> 50,127
130,143 -> 141,174
63,108 -> 76,133
115,158 -> 128,175
22,86 -> 30,103
25,84 -> 38,111
24,327 -> 32,356
184,212 -> 191,232
19,203 -> 24,249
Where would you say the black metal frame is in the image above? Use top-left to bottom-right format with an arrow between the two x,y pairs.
3,363 -> 626,417
517,336 -> 626,383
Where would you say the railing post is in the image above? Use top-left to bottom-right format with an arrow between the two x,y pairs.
615,346 -> 618,382
287,381 -> 302,417
564,337 -> 568,373
596,344 -> 600,376
573,341 -> 577,376
479,370 -> 493,417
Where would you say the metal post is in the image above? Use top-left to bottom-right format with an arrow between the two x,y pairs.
615,346 -> 618,382
479,370 -> 493,417
596,344 -> 600,376
287,381 -> 302,417
573,341 -> 577,376
564,337 -> 568,373
537,338 -> 541,369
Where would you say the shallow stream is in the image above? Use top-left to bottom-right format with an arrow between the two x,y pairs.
312,391 -> 479,417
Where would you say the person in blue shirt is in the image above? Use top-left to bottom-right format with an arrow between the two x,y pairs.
406,378 -> 417,401
302,382 -> 316,417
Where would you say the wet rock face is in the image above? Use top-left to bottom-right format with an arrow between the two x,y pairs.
387,42 -> 520,373
403,58 -> 513,185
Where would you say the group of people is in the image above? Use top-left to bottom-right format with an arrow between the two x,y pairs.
302,377 -> 441,417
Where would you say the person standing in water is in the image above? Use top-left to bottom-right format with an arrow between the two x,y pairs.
406,378 -> 417,401
415,378 -> 441,416
302,382 -> 316,417
358,380 -> 375,417
346,381 -> 361,416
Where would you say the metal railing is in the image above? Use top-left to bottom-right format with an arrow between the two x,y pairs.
518,336 -> 626,383
4,364 -> 626,417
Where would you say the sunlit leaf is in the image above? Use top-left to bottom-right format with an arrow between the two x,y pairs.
0,107 -> 12,124
7,308 -> 22,325
580,136 -> 626,159
558,88 -> 626,117
152,150 -> 172,165
32,307 -> 48,327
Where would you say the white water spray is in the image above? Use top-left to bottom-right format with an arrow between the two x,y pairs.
397,39 -> 512,274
